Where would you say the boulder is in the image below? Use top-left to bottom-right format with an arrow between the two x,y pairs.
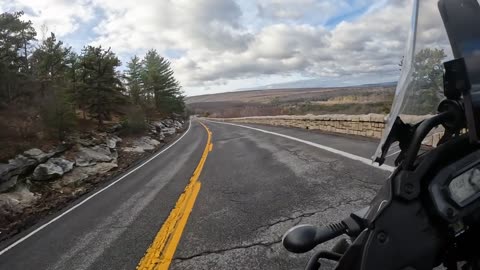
61,169 -> 89,185
122,136 -> 160,153
120,146 -> 144,153
148,124 -> 158,135
0,175 -> 18,193
88,162 -> 118,175
0,163 -> 21,191
152,121 -> 166,129
157,132 -> 166,142
75,145 -> 114,167
0,146 -> 69,192
0,155 -> 38,192
106,135 -> 122,149
108,123 -> 122,133
140,136 -> 160,146
0,185 -> 38,216
8,155 -> 38,176
32,157 -> 74,181
162,127 -> 176,136
163,119 -> 174,127
173,120 -> 183,130
75,155 -> 96,167
23,148 -> 54,163
62,162 -> 118,185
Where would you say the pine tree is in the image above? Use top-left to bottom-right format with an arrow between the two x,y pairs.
78,46 -> 126,127
125,55 -> 143,105
30,32 -> 71,96
30,32 -> 76,139
65,51 -> 81,107
0,11 -> 37,102
40,86 -> 76,140
141,49 -> 184,115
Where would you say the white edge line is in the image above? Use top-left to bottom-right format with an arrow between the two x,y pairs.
207,120 -> 395,173
0,119 -> 193,256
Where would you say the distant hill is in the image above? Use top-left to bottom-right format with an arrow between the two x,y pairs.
237,80 -> 397,91
186,82 -> 397,104
186,83 -> 396,118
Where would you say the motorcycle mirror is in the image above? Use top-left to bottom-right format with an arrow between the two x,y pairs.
282,224 -> 319,253
283,223 -> 348,254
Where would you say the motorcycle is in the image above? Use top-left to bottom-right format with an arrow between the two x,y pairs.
282,0 -> 480,269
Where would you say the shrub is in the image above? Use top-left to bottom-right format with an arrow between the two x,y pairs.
41,87 -> 76,140
121,106 -> 147,134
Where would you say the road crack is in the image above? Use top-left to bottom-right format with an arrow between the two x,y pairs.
173,240 -> 282,262
325,161 -> 381,194
280,143 -> 383,193
254,198 -> 367,233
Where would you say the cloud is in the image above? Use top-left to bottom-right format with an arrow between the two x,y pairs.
173,23 -> 331,86
1,0 -> 95,37
172,0 -> 414,87
2,0 -> 454,94
91,0 -> 252,53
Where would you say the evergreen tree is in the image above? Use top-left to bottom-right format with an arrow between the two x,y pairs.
30,32 -> 71,96
125,55 -> 143,105
40,86 -> 76,140
78,46 -> 126,127
141,49 -> 184,114
65,51 -> 81,105
0,11 -> 37,102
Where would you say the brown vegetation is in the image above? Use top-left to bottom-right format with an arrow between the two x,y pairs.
187,85 -> 395,118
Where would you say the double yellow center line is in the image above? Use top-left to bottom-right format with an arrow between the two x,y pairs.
137,121 -> 213,270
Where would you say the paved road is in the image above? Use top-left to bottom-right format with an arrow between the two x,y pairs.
0,118 -> 392,270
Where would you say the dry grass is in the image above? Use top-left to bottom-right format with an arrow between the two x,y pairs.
187,86 -> 395,118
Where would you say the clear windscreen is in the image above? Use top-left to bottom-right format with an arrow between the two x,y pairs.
373,0 -> 455,162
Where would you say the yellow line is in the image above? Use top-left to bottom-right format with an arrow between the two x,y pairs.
136,121 -> 212,270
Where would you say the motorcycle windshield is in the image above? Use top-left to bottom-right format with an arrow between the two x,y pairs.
373,0 -> 454,162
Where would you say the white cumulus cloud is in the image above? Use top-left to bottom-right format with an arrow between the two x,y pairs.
0,0 -> 454,95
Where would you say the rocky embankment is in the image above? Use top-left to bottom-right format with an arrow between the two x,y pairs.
0,118 -> 185,241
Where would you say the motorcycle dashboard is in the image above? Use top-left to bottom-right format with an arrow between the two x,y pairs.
448,166 -> 480,207
429,149 -> 480,223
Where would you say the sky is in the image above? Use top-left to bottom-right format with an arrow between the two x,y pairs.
0,0 -> 427,96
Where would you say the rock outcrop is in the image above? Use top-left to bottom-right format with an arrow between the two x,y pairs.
0,185 -> 38,217
0,117 -> 185,238
106,135 -> 122,149
122,136 -> 161,153
62,162 -> 118,185
32,158 -> 74,181
0,156 -> 36,192
149,119 -> 184,141
75,145 -> 115,166
23,148 -> 54,163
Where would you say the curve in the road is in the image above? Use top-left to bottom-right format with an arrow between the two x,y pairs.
137,121 -> 213,270
207,120 -> 395,173
0,119 -> 193,257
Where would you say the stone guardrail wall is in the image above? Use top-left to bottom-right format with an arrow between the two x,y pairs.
213,114 -> 444,147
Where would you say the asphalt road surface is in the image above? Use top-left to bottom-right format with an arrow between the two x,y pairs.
0,118 -> 393,270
